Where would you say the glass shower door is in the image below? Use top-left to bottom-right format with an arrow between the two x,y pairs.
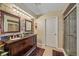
64,8 -> 77,56
64,15 -> 70,55
69,8 -> 77,56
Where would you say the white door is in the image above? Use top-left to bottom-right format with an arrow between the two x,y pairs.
46,17 -> 58,48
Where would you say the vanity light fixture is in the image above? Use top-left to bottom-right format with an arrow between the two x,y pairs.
12,4 -> 34,19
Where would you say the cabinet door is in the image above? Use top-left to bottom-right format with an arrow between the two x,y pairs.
9,41 -> 24,55
9,43 -> 19,55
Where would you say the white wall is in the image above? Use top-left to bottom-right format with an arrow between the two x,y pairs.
34,11 -> 64,48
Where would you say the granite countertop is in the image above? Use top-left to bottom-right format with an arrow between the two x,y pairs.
5,34 -> 36,44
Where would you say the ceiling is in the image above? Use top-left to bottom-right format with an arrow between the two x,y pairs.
15,3 -> 68,17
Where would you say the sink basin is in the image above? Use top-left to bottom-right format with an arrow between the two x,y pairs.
10,38 -> 21,40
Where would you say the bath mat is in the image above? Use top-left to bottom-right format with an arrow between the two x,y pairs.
29,47 -> 45,56
52,49 -> 64,56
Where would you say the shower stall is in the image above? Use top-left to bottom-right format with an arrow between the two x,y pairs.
64,5 -> 77,56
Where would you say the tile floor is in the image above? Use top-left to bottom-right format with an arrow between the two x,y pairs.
43,46 -> 53,56
37,43 -> 66,56
37,44 -> 53,56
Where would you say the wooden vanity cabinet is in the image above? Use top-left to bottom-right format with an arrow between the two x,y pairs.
4,34 -> 37,56
9,40 -> 26,55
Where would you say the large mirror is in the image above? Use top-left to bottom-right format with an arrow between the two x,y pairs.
3,12 -> 20,33
25,20 -> 32,32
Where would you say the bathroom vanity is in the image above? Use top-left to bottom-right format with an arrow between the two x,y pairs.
4,34 -> 37,56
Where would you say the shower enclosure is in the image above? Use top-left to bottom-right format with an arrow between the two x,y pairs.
64,7 -> 77,56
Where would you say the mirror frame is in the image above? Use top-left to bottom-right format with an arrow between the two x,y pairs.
25,20 -> 32,32
0,10 -> 20,33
